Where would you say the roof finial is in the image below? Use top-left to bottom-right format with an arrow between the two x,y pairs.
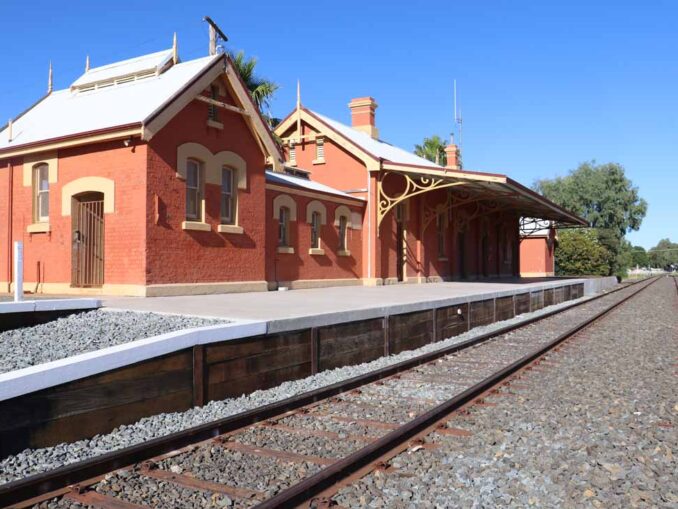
85,55 -> 90,72
7,119 -> 13,142
47,61 -> 53,94
296,79 -> 301,109
172,32 -> 178,64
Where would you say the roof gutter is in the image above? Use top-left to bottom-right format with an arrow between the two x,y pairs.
0,123 -> 143,159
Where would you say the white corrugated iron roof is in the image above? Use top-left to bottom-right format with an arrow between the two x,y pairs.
71,49 -> 174,88
0,52 -> 220,151
308,109 -> 443,169
266,170 -> 364,201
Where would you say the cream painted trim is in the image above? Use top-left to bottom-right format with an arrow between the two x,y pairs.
176,142 -> 247,189
381,162 -> 506,183
274,109 -> 376,169
272,194 -> 298,221
218,224 -> 244,234
61,176 -> 115,215
206,119 -> 224,130
0,128 -> 142,159
143,58 -> 224,140
266,184 -> 362,207
145,280 -> 268,297
277,246 -> 295,254
182,221 -> 211,232
312,159 -> 325,165
21,280 -> 269,297
520,271 -> 553,277
224,63 -> 284,172
308,248 -> 325,256
27,222 -> 51,233
272,278 -> 362,290
334,204 -> 353,228
23,151 -> 58,186
337,250 -> 351,257
306,200 -> 327,224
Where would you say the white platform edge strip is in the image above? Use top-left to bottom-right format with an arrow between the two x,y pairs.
0,320 -> 266,402
0,299 -> 101,314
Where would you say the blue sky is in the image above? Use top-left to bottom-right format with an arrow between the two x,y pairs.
1,0 -> 675,248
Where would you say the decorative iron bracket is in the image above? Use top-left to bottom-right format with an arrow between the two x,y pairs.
377,171 -> 466,231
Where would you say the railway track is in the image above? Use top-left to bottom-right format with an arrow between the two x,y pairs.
1,277 -> 658,508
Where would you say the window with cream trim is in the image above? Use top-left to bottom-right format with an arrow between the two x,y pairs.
185,159 -> 203,220
310,211 -> 321,249
338,215 -> 348,251
279,206 -> 291,247
221,167 -> 236,224
33,163 -> 49,223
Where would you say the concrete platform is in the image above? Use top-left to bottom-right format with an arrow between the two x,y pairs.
104,277 -> 617,334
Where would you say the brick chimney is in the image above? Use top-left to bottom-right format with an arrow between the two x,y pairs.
348,97 -> 379,139
445,142 -> 461,170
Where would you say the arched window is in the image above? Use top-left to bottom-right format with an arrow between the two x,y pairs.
185,158 -> 203,220
310,211 -> 321,249
338,215 -> 348,252
221,167 -> 236,224
279,206 -> 291,247
33,163 -> 49,222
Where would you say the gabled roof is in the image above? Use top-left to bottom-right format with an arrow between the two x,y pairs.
307,109 -> 442,169
266,170 -> 364,202
0,53 -> 219,152
0,49 -> 284,169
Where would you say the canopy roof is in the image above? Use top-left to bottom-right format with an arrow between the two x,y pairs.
380,165 -> 588,227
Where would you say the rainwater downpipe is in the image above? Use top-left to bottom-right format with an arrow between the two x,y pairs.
6,160 -> 13,293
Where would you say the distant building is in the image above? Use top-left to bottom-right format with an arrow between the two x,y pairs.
0,39 -> 585,296
519,220 -> 557,277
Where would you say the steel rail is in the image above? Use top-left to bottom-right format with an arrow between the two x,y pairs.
254,276 -> 660,509
0,277 -> 654,506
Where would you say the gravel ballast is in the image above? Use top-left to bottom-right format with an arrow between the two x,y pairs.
0,282 -> 639,486
0,310 -> 228,374
334,277 -> 677,508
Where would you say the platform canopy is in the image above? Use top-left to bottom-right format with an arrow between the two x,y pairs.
377,164 -> 588,229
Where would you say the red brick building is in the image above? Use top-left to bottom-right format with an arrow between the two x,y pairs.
0,42 -> 583,296
519,221 -> 557,277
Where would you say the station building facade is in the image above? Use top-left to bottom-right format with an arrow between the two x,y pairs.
0,44 -> 583,296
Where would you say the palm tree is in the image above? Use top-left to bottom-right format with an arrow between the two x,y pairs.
414,135 -> 447,166
228,50 -> 279,114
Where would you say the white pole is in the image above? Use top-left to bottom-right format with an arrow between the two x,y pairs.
13,241 -> 23,302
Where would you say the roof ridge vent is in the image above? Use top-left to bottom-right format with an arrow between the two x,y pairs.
70,48 -> 175,92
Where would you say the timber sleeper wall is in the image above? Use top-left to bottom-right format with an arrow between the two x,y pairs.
0,283 -> 585,458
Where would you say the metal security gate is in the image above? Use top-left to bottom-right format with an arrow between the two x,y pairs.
72,193 -> 104,287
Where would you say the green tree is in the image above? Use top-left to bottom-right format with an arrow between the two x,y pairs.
648,238 -> 678,269
630,246 -> 649,268
534,161 -> 647,276
228,50 -> 279,114
555,229 -> 611,276
414,136 -> 447,166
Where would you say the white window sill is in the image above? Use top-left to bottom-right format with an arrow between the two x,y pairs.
207,119 -> 224,129
288,161 -> 297,167
27,222 -> 50,234
217,224 -> 244,234
312,159 -> 325,165
277,246 -> 295,254
182,221 -> 211,232
308,248 -> 325,256
337,250 -> 351,257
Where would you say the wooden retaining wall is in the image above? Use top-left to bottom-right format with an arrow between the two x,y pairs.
0,283 -> 585,458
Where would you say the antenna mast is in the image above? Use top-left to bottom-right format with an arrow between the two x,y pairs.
454,80 -> 463,152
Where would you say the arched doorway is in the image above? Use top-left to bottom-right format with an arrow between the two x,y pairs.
71,192 -> 104,288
